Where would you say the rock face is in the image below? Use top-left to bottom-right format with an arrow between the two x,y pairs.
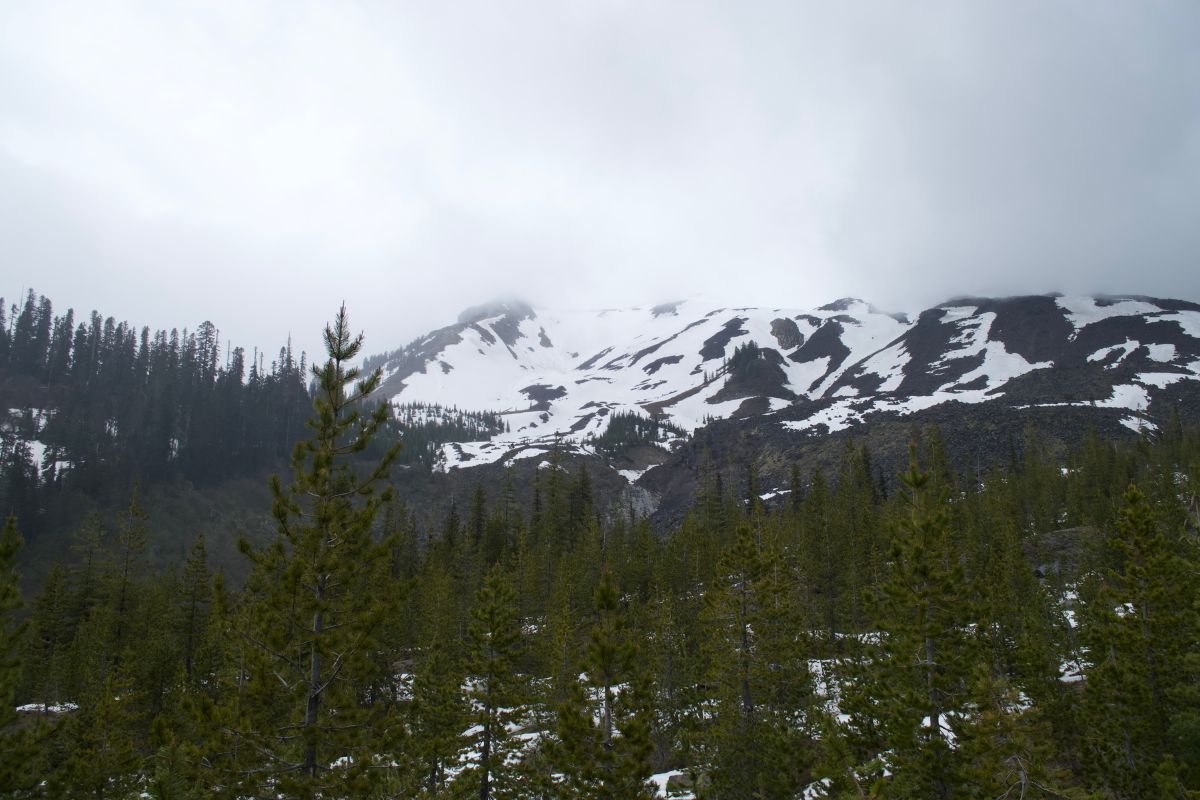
369,293 -> 1200,471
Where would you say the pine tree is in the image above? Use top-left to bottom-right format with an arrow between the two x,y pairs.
1076,483 -> 1200,797
468,484 -> 488,552
177,536 -> 212,680
53,670 -> 143,799
700,520 -> 813,798
25,561 -> 73,708
645,573 -> 704,773
458,565 -> 528,800
0,516 -> 42,794
406,568 -> 468,796
550,568 -> 655,799
110,483 -> 149,667
833,450 -> 1001,798
225,305 -> 401,797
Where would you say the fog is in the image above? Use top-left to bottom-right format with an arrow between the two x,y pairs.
2,1 -> 1198,359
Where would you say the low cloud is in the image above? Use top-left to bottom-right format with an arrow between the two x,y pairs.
2,1 -> 1197,358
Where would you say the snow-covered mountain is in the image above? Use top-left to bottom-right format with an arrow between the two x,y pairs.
369,294 -> 1200,471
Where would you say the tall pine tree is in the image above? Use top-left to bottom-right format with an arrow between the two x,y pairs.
225,305 -> 401,797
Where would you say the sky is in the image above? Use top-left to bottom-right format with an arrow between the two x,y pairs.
2,1 -> 1199,360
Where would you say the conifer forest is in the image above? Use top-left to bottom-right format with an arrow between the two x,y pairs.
2,300 -> 1200,799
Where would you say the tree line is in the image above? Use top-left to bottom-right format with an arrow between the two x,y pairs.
0,290 -> 311,538
0,291 -> 514,543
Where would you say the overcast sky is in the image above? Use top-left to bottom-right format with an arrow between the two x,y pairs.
2,1 -> 1199,360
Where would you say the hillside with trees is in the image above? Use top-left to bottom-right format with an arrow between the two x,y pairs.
1,305 -> 1198,797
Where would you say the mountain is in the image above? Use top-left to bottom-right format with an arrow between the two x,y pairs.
367,293 -> 1200,478
6,289 -> 1199,579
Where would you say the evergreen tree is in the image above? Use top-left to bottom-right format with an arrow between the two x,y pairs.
550,568 -> 654,799
833,451 -> 1019,798
405,567 -> 468,797
458,565 -> 528,800
110,483 -> 149,667
699,520 -> 813,798
225,305 -> 401,797
52,670 -> 143,799
1076,483 -> 1200,797
0,516 -> 42,794
176,536 -> 212,681
25,561 -> 73,708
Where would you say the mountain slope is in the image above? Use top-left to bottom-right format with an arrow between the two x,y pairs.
368,293 -> 1200,474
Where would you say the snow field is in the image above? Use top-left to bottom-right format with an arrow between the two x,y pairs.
377,295 -> 1200,470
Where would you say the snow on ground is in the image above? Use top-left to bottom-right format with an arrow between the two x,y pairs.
852,340 -> 909,393
404,298 -> 912,469
27,439 -> 47,467
618,467 -> 653,484
781,399 -> 864,435
782,386 -> 1007,437
1088,339 -> 1138,367
1060,659 -> 1086,684
16,702 -> 78,713
781,355 -> 831,397
1166,310 -> 1200,340
649,770 -> 694,799
1119,415 -> 1156,434
807,310 -> 910,397
1136,371 -> 1191,388
385,295 -> 1198,470
1145,343 -> 1177,362
949,339 -> 1051,390
783,307 -> 1054,435
1095,383 -> 1151,411
933,310 -> 1053,391
1056,295 -> 1162,338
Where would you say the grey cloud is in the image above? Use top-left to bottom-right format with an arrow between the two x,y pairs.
1,1 -> 1198,360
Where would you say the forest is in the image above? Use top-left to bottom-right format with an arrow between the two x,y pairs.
0,289 -> 311,537
1,305 -> 1199,799
0,290 -> 510,551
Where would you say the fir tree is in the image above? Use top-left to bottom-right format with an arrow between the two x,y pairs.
53,671 -> 143,799
25,561 -> 73,708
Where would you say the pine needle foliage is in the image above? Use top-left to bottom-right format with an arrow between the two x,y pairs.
0,516 -> 44,794
224,305 -> 402,797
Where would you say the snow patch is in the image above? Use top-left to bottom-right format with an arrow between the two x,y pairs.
1056,295 -> 1161,338
618,467 -> 652,484
650,770 -> 693,798
1095,384 -> 1150,411
1145,343 -> 1177,362
1136,371 -> 1189,388
16,702 -> 77,714
1087,339 -> 1137,366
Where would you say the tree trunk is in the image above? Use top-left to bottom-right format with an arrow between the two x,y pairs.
925,634 -> 950,800
603,684 -> 614,748
479,711 -> 493,800
304,605 -> 324,778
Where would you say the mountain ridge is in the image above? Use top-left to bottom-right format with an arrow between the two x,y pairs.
366,292 -> 1200,479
